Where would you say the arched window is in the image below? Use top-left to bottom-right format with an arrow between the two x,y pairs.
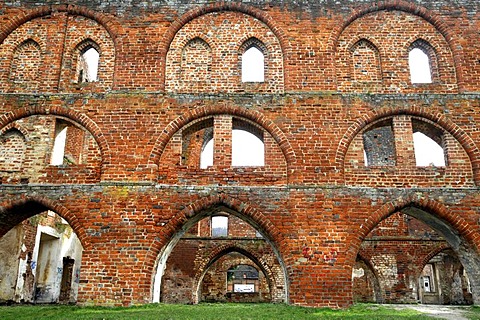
242,46 -> 264,82
408,40 -> 437,84
409,48 -> 431,84
181,38 -> 212,91
78,46 -> 100,83
10,39 -> 42,88
0,129 -> 26,172
51,124 -> 68,165
200,138 -> 214,169
211,216 -> 228,237
232,129 -> 264,167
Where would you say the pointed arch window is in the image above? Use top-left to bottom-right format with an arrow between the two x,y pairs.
241,40 -> 265,83
408,40 -> 437,84
0,129 -> 26,172
78,46 -> 100,83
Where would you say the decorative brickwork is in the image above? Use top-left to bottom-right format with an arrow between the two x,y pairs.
0,0 -> 480,309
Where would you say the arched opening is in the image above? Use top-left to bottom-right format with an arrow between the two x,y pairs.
0,202 -> 83,304
9,39 -> 42,90
412,119 -> 446,167
419,249 -> 472,305
78,46 -> 99,83
232,129 -> 264,167
199,254 -> 271,303
242,46 -> 264,83
357,206 -> 480,305
0,129 -> 26,172
350,39 -> 381,82
152,206 -> 287,304
353,255 -> 383,303
409,47 -> 432,84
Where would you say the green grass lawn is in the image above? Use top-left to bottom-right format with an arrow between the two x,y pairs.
0,303 -> 450,320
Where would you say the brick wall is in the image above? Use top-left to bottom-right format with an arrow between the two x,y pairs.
0,0 -> 480,308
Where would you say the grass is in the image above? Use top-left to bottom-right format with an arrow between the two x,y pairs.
0,303 -> 444,320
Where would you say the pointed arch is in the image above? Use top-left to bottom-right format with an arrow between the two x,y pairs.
149,193 -> 289,303
0,104 -> 110,170
193,245 -> 283,303
335,107 -> 480,184
0,196 -> 90,250
329,0 -> 464,89
0,4 -> 122,45
159,3 -> 290,91
149,105 -> 295,170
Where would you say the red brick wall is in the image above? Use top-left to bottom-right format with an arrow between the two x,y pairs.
0,0 -> 479,309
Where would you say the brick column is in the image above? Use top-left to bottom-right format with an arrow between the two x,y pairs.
213,115 -> 232,168
392,116 -> 416,167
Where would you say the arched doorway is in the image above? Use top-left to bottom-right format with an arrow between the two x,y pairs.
0,201 -> 83,304
356,206 -> 480,305
152,206 -> 288,304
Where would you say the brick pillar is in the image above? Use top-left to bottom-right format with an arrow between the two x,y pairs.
213,115 -> 232,168
393,116 -> 416,167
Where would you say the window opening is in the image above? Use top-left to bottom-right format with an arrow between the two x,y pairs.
362,119 -> 396,166
242,46 -> 264,82
413,132 -> 445,167
227,265 -> 259,293
78,47 -> 99,83
409,48 -> 432,84
232,129 -> 264,167
200,138 -> 214,169
51,125 -> 68,165
211,216 -> 228,237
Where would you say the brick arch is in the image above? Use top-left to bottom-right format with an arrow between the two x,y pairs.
157,193 -> 285,253
150,193 -> 289,303
0,122 -> 29,140
329,0 -> 464,89
355,252 -> 384,303
346,194 -> 480,267
335,107 -> 480,184
149,105 -> 296,168
418,244 -> 452,273
0,4 -> 122,45
193,245 -> 278,302
159,2 -> 290,91
0,196 -> 90,250
0,105 -> 111,169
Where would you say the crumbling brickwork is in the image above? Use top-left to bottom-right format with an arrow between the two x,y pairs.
0,0 -> 480,308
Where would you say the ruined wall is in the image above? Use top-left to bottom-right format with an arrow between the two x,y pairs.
0,0 -> 479,308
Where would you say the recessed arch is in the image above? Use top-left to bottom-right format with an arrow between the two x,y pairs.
329,0 -> 464,89
149,105 -> 296,170
0,4 -> 122,46
335,107 -> 480,184
0,196 -> 90,250
193,245 -> 282,303
159,3 -> 290,91
354,253 -> 384,303
0,105 -> 110,170
347,194 -> 480,305
149,193 -> 289,304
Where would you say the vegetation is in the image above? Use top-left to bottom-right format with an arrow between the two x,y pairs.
0,303 -> 450,320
